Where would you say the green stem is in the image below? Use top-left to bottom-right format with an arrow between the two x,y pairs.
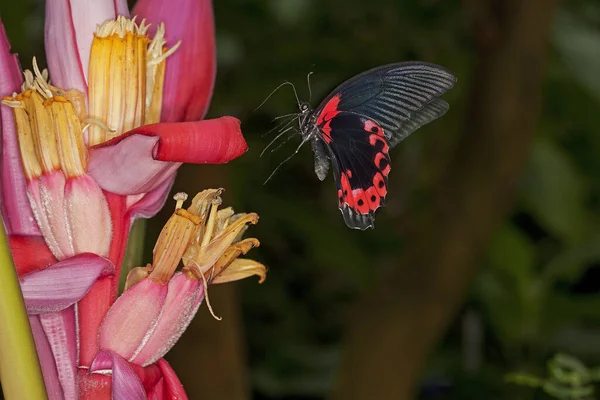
119,219 -> 147,293
0,225 -> 47,399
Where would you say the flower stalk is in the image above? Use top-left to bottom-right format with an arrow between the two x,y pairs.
0,221 -> 47,399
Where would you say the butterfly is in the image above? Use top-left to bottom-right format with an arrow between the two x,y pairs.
263,62 -> 456,230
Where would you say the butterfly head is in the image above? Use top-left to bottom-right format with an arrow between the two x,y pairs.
299,101 -> 310,113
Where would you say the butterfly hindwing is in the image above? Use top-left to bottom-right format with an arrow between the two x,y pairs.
316,111 -> 391,230
315,62 -> 456,149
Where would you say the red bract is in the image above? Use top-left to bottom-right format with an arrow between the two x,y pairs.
0,0 -> 249,397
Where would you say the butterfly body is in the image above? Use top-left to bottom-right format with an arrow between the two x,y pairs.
276,62 -> 456,230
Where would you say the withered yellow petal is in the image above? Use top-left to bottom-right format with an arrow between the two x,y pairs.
211,258 -> 267,285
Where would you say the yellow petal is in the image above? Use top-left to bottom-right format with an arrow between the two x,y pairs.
210,238 -> 260,280
150,208 -> 201,284
184,213 -> 259,275
211,258 -> 267,285
11,104 -> 42,180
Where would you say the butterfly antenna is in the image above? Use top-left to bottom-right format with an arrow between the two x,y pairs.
263,138 -> 309,185
254,81 -> 301,112
288,81 -> 301,108
307,71 -> 314,103
260,126 -> 296,157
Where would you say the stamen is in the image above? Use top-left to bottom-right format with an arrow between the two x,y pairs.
200,200 -> 221,249
145,23 -> 180,124
82,118 -> 117,134
22,70 -> 34,92
173,192 -> 188,210
148,40 -> 181,66
31,57 -> 54,99
96,16 -> 149,38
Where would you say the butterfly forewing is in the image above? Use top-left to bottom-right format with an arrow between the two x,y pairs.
315,62 -> 456,148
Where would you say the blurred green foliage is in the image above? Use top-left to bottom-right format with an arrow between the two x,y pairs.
507,353 -> 600,399
3,0 -> 600,399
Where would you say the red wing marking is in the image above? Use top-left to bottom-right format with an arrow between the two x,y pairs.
363,120 -> 384,137
317,95 -> 341,125
373,172 -> 387,196
352,188 -> 370,214
321,122 -> 333,143
340,171 -> 354,208
369,134 -> 389,153
374,152 -> 391,177
317,95 -> 341,144
365,186 -> 381,211
381,163 -> 391,177
339,171 -> 375,215
374,152 -> 386,168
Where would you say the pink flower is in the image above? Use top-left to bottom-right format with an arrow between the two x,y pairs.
98,190 -> 265,366
0,0 -> 250,398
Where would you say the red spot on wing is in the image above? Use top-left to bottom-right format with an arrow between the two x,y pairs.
364,120 -> 384,137
340,171 -> 354,208
365,186 -> 381,211
369,134 -> 389,153
381,163 -> 391,177
317,95 -> 341,144
346,169 -> 353,178
375,152 -> 386,167
352,188 -> 370,214
374,152 -> 391,177
373,172 -> 387,197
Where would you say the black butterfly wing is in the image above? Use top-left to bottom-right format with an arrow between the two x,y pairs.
315,62 -> 456,148
315,111 -> 391,230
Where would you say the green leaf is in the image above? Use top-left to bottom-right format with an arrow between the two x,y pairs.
488,223 -> 535,292
541,236 -> 600,285
521,138 -> 589,243
554,11 -> 600,102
